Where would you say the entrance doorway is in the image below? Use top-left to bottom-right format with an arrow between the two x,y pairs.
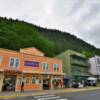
3,75 -> 16,91
43,79 -> 50,90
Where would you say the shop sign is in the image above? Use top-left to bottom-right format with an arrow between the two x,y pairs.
24,61 -> 39,67
4,69 -> 22,74
43,75 -> 49,78
43,71 -> 50,74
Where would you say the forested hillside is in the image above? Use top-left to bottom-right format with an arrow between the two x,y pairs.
0,17 -> 100,57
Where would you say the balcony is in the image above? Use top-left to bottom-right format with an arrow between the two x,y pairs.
70,59 -> 89,67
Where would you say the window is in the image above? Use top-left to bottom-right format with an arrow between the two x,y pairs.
54,64 -> 59,71
9,57 -> 20,68
15,59 -> 20,68
32,78 -> 36,84
42,62 -> 49,71
0,56 -> 3,65
18,77 -> 23,85
10,58 -> 14,67
26,78 -> 30,84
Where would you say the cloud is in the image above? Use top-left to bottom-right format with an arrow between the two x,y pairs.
0,0 -> 100,48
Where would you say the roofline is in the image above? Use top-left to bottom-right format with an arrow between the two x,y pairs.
56,49 -> 86,58
20,47 -> 44,55
0,48 -> 61,62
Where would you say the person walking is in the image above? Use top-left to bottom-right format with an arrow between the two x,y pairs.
21,81 -> 24,92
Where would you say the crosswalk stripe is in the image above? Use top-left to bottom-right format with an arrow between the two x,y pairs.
36,96 -> 60,100
33,94 -> 69,100
34,95 -> 55,98
57,98 -> 68,100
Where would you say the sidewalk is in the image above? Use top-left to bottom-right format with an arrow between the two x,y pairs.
0,87 -> 100,99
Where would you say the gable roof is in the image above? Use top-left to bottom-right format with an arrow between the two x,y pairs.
20,47 -> 44,57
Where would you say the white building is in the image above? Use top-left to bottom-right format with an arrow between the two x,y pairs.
89,56 -> 100,78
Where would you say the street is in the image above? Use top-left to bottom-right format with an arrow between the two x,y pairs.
2,89 -> 100,100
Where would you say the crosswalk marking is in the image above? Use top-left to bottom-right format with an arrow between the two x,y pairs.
57,98 -> 68,100
33,94 -> 68,100
34,95 -> 55,98
37,96 -> 60,100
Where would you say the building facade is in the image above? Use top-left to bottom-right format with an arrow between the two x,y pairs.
89,55 -> 100,79
55,50 -> 90,83
0,47 -> 64,92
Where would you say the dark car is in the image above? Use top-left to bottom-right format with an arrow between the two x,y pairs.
72,82 -> 79,88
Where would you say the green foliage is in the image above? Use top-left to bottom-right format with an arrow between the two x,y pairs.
0,17 -> 100,57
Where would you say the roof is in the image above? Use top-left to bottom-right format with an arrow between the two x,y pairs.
0,48 -> 61,62
20,47 -> 44,57
56,49 -> 86,58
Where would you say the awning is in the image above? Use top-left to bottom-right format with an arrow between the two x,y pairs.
23,70 -> 64,75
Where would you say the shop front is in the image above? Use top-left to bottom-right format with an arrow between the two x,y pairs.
2,69 -> 22,92
42,74 -> 50,90
0,47 -> 63,92
52,75 -> 63,89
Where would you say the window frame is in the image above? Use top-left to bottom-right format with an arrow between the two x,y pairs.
9,57 -> 20,68
54,64 -> 59,71
42,62 -> 49,71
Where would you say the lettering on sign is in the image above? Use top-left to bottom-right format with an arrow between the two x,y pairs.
24,61 -> 39,67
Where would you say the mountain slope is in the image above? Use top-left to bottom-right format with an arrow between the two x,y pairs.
0,17 -> 100,57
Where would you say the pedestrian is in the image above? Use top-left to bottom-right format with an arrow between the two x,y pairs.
21,81 -> 24,92
60,80 -> 63,88
56,81 -> 59,88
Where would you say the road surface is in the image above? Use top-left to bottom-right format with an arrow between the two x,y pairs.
1,89 -> 100,100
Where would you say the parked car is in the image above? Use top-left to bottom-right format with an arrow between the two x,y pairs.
72,81 -> 84,88
87,77 -> 97,86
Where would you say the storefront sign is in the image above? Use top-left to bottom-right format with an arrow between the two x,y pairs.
43,75 -> 49,78
24,61 -> 39,67
4,69 -> 22,74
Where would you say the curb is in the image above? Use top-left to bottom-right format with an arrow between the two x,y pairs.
0,92 -> 47,99
0,87 -> 100,99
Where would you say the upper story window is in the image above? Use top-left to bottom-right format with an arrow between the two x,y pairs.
9,57 -> 20,68
0,56 -> 3,65
42,62 -> 49,71
15,59 -> 20,67
54,64 -> 59,71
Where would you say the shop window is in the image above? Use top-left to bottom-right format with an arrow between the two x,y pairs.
32,78 -> 40,84
32,78 -> 36,84
26,78 -> 30,84
42,62 -> 49,71
18,77 -> 23,85
39,79 -> 41,84
9,57 -> 20,68
54,64 -> 59,71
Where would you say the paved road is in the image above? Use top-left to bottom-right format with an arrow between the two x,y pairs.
1,89 -> 100,100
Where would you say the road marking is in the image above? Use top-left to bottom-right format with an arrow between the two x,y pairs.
34,94 -> 55,98
57,98 -> 68,100
33,94 -> 68,100
37,96 -> 60,100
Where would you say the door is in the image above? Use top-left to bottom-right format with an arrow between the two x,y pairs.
43,79 -> 50,90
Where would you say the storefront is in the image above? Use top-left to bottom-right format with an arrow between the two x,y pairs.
0,47 -> 64,92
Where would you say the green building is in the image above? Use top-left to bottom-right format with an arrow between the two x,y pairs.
55,50 -> 90,82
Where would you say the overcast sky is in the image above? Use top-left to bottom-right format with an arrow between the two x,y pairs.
0,0 -> 100,48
